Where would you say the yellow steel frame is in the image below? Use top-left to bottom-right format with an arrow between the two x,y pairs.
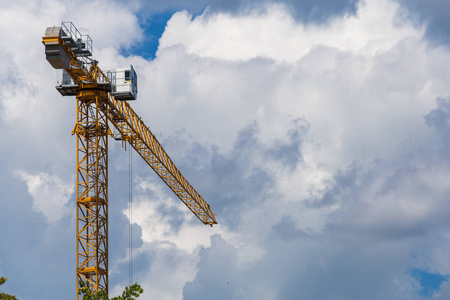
74,89 -> 109,296
105,97 -> 217,226
43,24 -> 217,299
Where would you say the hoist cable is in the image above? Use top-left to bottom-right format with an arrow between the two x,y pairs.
128,146 -> 133,286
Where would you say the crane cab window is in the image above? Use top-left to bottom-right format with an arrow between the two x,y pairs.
112,65 -> 138,100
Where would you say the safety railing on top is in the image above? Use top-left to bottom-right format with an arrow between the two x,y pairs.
61,22 -> 92,57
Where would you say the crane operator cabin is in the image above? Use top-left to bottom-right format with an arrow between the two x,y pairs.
56,66 -> 137,101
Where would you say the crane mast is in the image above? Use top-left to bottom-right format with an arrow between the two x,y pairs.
42,22 -> 217,298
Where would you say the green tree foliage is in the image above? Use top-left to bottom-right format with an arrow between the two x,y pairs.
0,277 -> 18,300
0,277 -> 142,300
78,280 -> 143,300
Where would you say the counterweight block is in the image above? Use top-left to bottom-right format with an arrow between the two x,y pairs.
45,43 -> 71,69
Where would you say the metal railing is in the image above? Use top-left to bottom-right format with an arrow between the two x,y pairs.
61,22 -> 92,57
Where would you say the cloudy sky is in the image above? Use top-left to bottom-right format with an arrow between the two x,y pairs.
1,0 -> 450,299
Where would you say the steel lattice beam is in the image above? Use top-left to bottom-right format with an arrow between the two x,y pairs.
75,89 -> 109,296
104,98 -> 217,226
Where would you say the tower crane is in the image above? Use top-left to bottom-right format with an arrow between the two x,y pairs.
42,22 -> 217,298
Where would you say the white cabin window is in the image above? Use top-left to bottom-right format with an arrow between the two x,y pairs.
112,65 -> 137,100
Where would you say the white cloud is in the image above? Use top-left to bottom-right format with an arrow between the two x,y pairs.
113,177 -> 236,299
15,170 -> 74,225
141,0 -> 450,298
68,0 -> 142,51
139,0 -> 440,166
158,0 -> 421,63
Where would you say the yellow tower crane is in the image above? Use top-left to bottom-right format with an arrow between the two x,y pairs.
42,22 -> 217,298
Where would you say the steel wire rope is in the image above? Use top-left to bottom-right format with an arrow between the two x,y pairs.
128,145 -> 133,287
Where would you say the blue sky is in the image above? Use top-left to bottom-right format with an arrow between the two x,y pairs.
1,0 -> 450,299
120,10 -> 175,60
